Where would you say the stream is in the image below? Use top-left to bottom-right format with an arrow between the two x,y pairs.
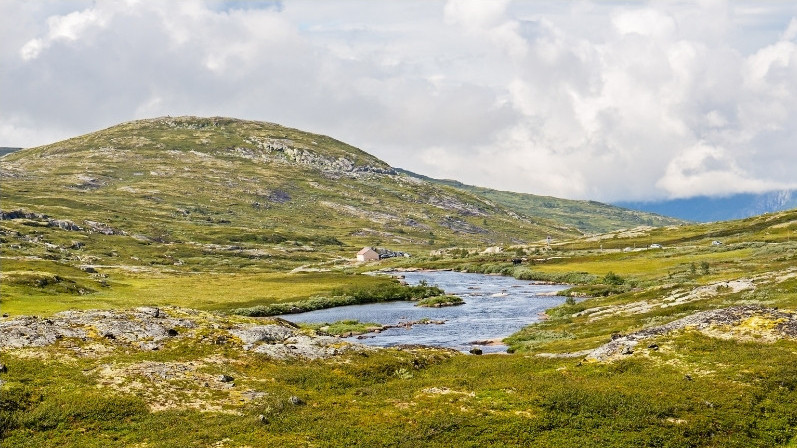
286,270 -> 568,353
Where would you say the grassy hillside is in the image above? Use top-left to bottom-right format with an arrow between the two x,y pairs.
0,116 -> 580,253
397,168 -> 685,233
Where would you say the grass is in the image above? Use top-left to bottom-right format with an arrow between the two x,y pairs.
0,269 -> 397,316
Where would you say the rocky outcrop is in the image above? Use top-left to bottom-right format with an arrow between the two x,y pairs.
242,134 -> 395,177
440,216 -> 488,234
83,220 -> 126,235
0,307 -> 363,360
0,209 -> 82,231
584,305 -> 797,362
428,196 -> 487,216
0,209 -> 122,235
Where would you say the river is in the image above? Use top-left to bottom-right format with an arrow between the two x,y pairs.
286,270 -> 568,353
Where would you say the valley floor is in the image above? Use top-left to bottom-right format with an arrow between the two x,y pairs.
2,210 -> 797,446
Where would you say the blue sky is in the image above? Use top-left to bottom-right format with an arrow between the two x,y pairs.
2,0 -> 796,201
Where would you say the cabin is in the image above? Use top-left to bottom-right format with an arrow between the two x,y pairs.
356,247 -> 380,262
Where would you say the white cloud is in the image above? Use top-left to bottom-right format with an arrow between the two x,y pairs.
612,9 -> 676,39
3,0 -> 797,202
20,8 -> 109,60
656,142 -> 776,197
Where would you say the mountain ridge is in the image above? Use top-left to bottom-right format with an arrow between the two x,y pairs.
616,190 -> 797,222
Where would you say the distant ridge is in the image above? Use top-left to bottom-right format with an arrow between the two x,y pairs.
0,147 -> 22,157
616,190 -> 797,222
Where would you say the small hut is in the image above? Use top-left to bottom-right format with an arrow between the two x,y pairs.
356,247 -> 379,262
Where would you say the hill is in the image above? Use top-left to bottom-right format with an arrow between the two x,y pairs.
397,169 -> 684,233
0,116 -> 585,258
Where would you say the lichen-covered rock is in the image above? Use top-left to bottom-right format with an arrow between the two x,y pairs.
229,325 -> 295,345
0,307 -> 363,361
584,305 -> 797,362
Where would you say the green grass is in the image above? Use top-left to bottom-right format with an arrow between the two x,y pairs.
0,269 -> 396,316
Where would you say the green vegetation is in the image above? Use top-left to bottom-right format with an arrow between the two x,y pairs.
231,282 -> 444,317
2,117 -> 797,446
415,294 -> 463,307
299,319 -> 383,336
397,168 -> 685,233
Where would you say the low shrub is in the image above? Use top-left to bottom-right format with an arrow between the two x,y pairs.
415,295 -> 464,307
514,269 -> 597,284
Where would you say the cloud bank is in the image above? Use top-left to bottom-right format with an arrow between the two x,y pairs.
2,0 -> 796,201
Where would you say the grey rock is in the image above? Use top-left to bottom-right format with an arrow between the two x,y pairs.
138,342 -> 161,351
289,395 -> 305,405
0,307 -> 364,361
229,325 -> 295,344
135,307 -> 161,318
217,374 -> 234,383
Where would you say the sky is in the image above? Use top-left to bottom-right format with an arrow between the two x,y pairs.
2,0 -> 796,202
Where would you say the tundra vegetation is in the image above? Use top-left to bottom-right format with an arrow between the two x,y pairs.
1,117 -> 796,447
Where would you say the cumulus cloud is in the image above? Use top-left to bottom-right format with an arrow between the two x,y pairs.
2,0 -> 797,201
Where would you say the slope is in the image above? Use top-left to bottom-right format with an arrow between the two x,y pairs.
0,116 -> 579,255
396,169 -> 685,234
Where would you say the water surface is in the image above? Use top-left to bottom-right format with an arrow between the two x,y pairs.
287,270 -> 567,353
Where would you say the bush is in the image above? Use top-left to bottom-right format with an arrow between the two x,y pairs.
514,269 -> 597,284
603,271 -> 625,285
